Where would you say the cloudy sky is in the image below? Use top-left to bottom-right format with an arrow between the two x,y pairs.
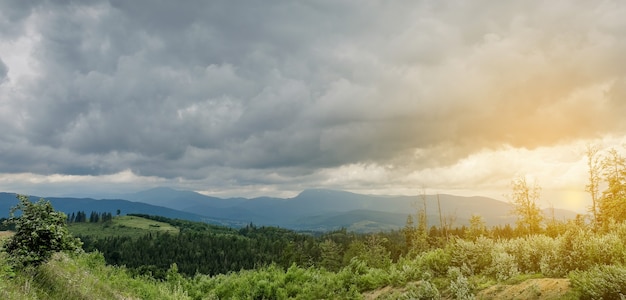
1,0 -> 626,211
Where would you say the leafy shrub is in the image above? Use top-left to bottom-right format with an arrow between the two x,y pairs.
450,237 -> 494,275
500,235 -> 558,274
418,248 -> 452,277
488,245 -> 518,281
570,264 -> 626,300
447,267 -> 474,300
403,279 -> 441,300
3,195 -> 82,268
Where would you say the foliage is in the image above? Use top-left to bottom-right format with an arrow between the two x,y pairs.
487,244 -> 519,281
320,239 -> 343,271
585,144 -> 602,228
508,177 -> 544,235
447,267 -> 475,300
403,279 -> 440,300
3,195 -> 82,268
10,216 -> 626,298
597,148 -> 626,228
465,214 -> 487,241
570,264 -> 626,300
11,204 -> 626,299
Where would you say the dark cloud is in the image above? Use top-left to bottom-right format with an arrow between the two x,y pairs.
1,0 -> 626,192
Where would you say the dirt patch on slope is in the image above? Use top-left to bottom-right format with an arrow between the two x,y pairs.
363,286 -> 396,300
477,278 -> 571,300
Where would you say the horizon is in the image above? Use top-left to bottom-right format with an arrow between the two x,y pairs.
0,186 -> 586,214
1,1 -> 625,215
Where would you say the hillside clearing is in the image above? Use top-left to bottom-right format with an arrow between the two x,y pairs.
68,215 -> 179,239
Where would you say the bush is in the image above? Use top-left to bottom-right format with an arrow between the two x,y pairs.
570,264 -> 626,300
447,267 -> 474,300
450,237 -> 493,275
488,245 -> 518,281
403,278 -> 440,300
418,248 -> 452,277
2,195 -> 83,268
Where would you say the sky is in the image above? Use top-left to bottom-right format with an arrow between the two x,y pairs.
1,0 -> 626,212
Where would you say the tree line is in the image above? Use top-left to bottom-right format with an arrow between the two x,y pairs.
67,211 -> 114,223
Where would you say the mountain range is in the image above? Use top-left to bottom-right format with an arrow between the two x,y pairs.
0,188 -> 579,232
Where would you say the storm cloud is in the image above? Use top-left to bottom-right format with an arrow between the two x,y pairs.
1,0 -> 626,196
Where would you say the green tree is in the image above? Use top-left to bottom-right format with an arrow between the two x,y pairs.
403,214 -> 415,250
598,148 -> 626,227
466,214 -> 487,240
585,144 -> 602,229
361,235 -> 392,269
508,177 -> 544,235
319,239 -> 342,271
3,194 -> 83,268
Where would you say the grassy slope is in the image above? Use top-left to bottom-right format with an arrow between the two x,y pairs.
0,232 -> 188,300
68,215 -> 179,239
0,253 -> 189,300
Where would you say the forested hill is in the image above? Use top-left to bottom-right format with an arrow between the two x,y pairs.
70,214 -> 386,278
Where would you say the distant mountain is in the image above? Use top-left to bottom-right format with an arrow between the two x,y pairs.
0,192 -> 242,227
292,209 -> 412,232
120,187 -> 579,230
0,188 -> 579,232
121,187 -> 248,210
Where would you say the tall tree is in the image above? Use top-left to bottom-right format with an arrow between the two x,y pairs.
508,176 -> 544,235
598,148 -> 626,226
466,214 -> 487,240
319,239 -> 342,272
437,194 -> 447,241
403,215 -> 415,250
585,144 -> 602,229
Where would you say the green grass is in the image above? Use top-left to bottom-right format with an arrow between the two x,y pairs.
0,251 -> 189,300
68,215 -> 179,239
1,231 -> 189,300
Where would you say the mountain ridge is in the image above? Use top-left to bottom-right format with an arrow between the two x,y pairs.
0,188 -> 579,232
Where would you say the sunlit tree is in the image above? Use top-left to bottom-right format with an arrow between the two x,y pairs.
585,144 -> 602,229
598,148 -> 626,227
466,214 -> 487,240
508,176 -> 544,235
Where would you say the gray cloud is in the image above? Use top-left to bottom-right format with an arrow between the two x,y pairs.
0,58 -> 7,82
2,0 -> 626,192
